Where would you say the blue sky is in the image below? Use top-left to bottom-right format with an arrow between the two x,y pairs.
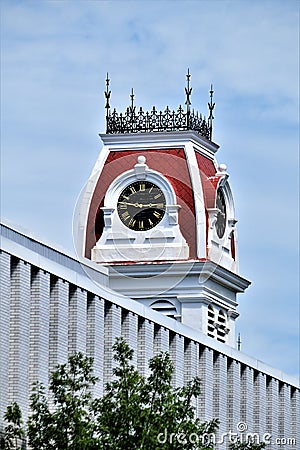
1,0 -> 299,378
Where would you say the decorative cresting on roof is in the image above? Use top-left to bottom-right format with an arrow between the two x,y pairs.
104,70 -> 216,140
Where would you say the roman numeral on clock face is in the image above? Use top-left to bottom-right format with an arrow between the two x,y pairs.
122,211 -> 130,221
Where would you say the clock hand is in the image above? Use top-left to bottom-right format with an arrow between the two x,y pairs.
119,202 -> 165,208
119,202 -> 142,207
138,203 -> 165,208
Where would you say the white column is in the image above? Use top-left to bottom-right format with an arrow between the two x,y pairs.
154,324 -> 169,354
86,294 -> 104,398
227,359 -> 241,436
29,268 -> 50,393
198,346 -> 214,421
137,318 -> 154,378
266,377 -> 279,442
213,353 -> 227,450
68,286 -> 87,354
49,277 -> 69,374
169,332 -> 184,387
184,339 -> 198,382
240,365 -> 254,433
278,383 -> 291,448
121,309 -> 138,367
184,339 -> 199,412
8,258 -> 31,422
253,372 -> 266,437
104,302 -> 122,385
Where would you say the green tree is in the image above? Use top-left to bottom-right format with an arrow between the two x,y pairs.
2,338 -> 265,449
1,402 -> 24,450
95,337 -> 218,449
27,353 -> 99,450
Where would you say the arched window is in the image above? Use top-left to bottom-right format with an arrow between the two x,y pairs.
150,300 -> 178,320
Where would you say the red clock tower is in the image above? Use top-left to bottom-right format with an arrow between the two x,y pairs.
74,72 -> 250,348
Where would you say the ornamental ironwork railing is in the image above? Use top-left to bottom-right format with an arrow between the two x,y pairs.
104,70 -> 215,141
106,105 -> 211,138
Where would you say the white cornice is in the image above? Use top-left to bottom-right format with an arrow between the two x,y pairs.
99,131 -> 219,155
109,260 -> 251,293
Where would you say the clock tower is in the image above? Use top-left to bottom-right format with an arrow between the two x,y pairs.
75,72 -> 250,348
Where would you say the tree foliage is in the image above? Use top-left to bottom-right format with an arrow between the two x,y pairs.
27,353 -> 98,450
1,338 -> 265,450
93,338 -> 218,449
1,402 -> 24,450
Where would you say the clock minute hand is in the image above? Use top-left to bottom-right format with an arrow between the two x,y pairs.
119,201 -> 165,208
140,203 -> 165,208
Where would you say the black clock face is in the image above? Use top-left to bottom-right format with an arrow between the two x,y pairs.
117,181 -> 166,231
216,189 -> 227,238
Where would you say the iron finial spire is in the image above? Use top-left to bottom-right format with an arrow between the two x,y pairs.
104,73 -> 112,133
208,83 -> 215,140
185,68 -> 192,128
129,88 -> 136,120
130,88 -> 135,110
185,68 -> 192,108
105,73 -> 111,111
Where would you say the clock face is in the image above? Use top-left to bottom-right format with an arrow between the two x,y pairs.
216,188 -> 227,238
117,181 -> 166,231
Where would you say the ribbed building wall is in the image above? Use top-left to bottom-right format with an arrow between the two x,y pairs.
0,241 -> 299,449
